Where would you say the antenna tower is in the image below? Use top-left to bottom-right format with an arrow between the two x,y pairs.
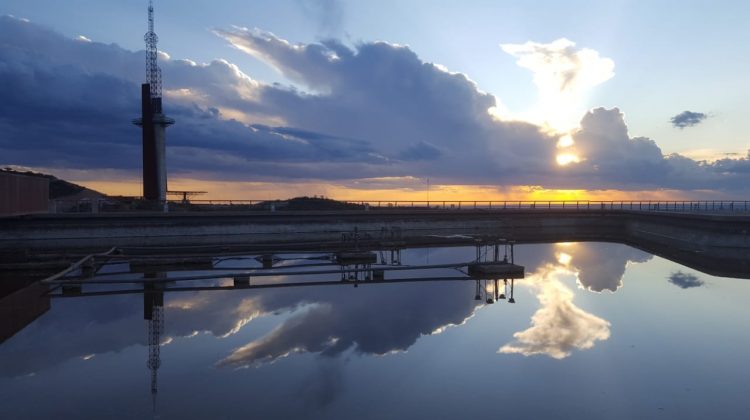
147,301 -> 163,411
144,0 -> 162,101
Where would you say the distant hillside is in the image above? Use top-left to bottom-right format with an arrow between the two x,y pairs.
259,196 -> 364,211
1,168 -> 105,199
1,169 -> 365,211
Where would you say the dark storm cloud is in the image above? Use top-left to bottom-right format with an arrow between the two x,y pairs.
218,279 -> 483,367
0,16 -> 381,179
211,27 -> 562,182
668,271 -> 704,289
399,141 -> 443,161
711,151 -> 750,174
671,111 -> 708,129
2,16 -> 750,191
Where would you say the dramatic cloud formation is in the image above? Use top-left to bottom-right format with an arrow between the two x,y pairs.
501,38 -> 614,132
2,16 -> 750,193
671,111 -> 708,129
556,107 -> 750,190
499,264 -> 611,359
668,271 -> 704,289
217,279 -> 481,367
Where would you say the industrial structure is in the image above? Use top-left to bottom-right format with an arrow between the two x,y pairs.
144,281 -> 164,411
134,0 -> 174,201
0,171 -> 49,217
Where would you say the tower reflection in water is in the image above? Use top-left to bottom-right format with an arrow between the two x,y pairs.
16,240 -> 524,412
143,279 -> 164,411
123,244 -> 521,410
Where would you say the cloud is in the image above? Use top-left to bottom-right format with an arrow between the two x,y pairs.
217,280 -> 482,368
501,38 -> 614,131
499,265 -> 611,359
209,244 -> 624,366
0,286 -> 268,378
671,111 -> 708,129
552,107 -> 750,191
668,271 -> 704,289
2,16 -> 750,193
399,141 -> 443,161
297,0 -> 345,35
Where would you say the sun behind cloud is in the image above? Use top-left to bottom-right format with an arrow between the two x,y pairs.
501,38 -> 615,134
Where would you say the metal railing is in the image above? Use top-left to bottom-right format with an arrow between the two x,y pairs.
47,198 -> 750,215
335,200 -> 750,213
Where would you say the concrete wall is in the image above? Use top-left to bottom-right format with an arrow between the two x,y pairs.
0,209 -> 748,276
0,280 -> 50,343
0,210 -> 627,251
0,172 -> 49,217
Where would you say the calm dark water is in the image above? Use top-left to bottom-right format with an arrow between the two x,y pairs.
1,242 -> 749,419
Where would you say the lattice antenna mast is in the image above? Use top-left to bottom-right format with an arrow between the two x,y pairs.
147,304 -> 163,412
144,0 -> 162,102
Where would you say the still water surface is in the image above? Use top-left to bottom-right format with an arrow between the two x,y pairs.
1,242 -> 749,419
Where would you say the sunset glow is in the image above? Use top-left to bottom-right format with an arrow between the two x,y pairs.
556,153 -> 581,166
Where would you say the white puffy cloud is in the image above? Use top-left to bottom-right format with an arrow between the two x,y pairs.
499,265 -> 611,359
501,38 -> 614,132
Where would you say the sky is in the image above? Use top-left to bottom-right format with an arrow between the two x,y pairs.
1,0 -> 749,199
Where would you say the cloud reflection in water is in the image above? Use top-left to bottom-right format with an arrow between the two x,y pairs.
499,243 -> 649,359
499,264 -> 610,359
0,243 -> 651,377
